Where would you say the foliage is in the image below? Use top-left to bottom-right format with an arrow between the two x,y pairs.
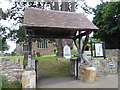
0,2 -> 77,42
23,59 -> 28,68
93,2 -> 120,49
0,1 -> 93,57
54,47 -> 57,54
117,59 -> 120,63
0,37 -> 10,51
36,52 -> 41,57
1,76 -> 21,89
13,48 -> 16,52
86,43 -> 91,48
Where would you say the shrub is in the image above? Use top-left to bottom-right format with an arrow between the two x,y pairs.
1,76 -> 22,89
36,52 -> 41,57
54,47 -> 57,54
23,60 -> 28,68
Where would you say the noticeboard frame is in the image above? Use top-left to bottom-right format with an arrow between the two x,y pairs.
91,41 -> 106,59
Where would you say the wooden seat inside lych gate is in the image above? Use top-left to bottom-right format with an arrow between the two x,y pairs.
23,7 -> 98,79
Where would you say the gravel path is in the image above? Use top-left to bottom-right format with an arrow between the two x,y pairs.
37,74 -> 118,88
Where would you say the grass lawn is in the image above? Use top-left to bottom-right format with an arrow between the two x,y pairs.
33,55 -> 71,78
9,56 -> 24,59
0,56 -> 24,59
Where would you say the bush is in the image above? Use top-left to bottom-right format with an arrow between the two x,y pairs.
54,47 -> 57,54
36,52 -> 41,57
23,60 -> 28,68
1,76 -> 22,89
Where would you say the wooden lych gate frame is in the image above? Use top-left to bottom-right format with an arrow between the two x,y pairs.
23,7 -> 98,79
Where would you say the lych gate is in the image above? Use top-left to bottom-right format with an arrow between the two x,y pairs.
23,7 -> 98,79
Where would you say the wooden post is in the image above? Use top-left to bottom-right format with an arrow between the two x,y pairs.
77,31 -> 82,79
72,31 -> 92,79
81,32 -> 89,54
90,40 -> 93,59
103,42 -> 106,59
28,29 -> 32,68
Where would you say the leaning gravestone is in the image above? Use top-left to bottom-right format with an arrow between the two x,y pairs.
63,45 -> 71,59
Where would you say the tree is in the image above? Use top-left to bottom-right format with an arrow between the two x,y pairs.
0,1 -> 78,56
0,1 -> 93,56
93,1 -> 120,49
0,37 -> 10,51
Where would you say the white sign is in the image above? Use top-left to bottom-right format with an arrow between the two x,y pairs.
95,43 -> 103,56
63,45 -> 71,59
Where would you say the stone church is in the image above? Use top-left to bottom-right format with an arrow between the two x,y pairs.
16,40 -> 54,56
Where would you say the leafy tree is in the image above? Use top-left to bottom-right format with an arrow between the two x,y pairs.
0,37 -> 10,51
93,1 -> 120,49
0,1 -> 93,56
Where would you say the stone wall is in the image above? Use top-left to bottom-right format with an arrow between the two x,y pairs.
32,42 -> 54,56
0,58 -> 24,82
91,58 -> 118,77
106,49 -> 120,59
0,58 -> 37,88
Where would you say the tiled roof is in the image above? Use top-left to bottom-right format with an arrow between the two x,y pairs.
24,7 -> 98,31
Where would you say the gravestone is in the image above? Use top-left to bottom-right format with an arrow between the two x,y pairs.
63,45 -> 71,59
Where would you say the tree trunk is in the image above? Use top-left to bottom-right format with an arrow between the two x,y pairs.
49,2 -> 76,57
56,2 -> 69,57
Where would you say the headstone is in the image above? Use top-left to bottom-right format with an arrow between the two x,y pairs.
63,45 -> 71,59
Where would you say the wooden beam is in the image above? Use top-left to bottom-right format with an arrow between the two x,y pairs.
28,29 -> 32,56
81,31 -> 90,54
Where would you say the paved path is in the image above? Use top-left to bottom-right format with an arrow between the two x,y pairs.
37,74 -> 118,88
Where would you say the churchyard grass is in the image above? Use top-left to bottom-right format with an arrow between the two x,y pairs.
0,56 -> 23,59
33,55 -> 70,78
9,56 -> 24,59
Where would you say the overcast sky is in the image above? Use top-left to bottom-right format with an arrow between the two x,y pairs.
0,0 -> 110,53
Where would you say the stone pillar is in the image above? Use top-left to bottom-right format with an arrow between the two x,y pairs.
22,69 -> 36,88
28,55 -> 32,68
20,59 -> 23,65
15,59 -> 19,64
79,66 -> 96,84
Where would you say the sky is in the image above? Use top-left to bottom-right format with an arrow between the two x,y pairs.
0,0 -> 110,53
